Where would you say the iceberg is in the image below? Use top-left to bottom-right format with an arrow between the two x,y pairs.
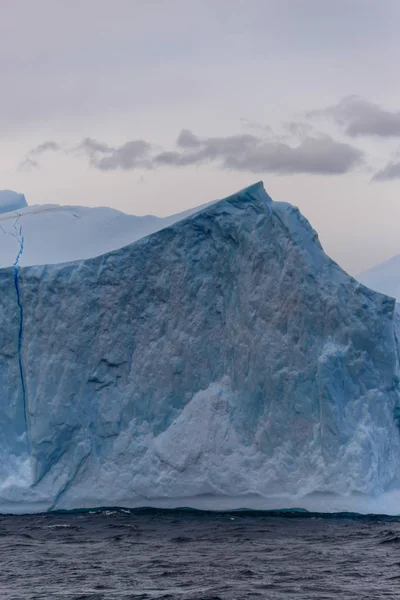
358,254 -> 400,302
0,190 -> 27,215
1,182 -> 400,514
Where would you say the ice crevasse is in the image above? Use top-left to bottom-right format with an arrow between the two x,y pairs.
1,181 -> 400,514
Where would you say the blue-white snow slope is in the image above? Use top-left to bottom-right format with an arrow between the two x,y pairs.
1,182 -> 400,515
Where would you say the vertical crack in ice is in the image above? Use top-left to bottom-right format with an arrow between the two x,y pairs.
392,306 -> 400,430
9,217 -> 30,452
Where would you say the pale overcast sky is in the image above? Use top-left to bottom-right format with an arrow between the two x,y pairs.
1,0 -> 400,274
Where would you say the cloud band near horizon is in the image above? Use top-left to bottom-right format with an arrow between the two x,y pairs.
20,128 -> 365,178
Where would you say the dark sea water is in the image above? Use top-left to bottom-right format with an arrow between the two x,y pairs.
1,508 -> 400,600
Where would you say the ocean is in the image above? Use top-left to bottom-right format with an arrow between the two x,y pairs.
0,508 -> 399,599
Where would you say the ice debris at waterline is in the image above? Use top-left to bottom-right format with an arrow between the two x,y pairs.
1,181 -> 400,515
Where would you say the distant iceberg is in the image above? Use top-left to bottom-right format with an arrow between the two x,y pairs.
1,182 -> 400,515
358,254 -> 400,301
0,190 -> 27,215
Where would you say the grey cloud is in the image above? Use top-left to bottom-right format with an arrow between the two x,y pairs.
95,141 -> 152,171
155,131 -> 260,163
196,133 -> 259,157
153,150 -> 202,167
308,95 -> 400,137
30,141 -> 61,155
18,157 -> 39,171
373,161 -> 400,181
20,129 -> 364,176
154,130 -> 364,176
154,132 -> 259,168
78,137 -> 152,171
18,140 -> 61,170
225,137 -> 363,175
79,137 -> 114,155
177,129 -> 201,148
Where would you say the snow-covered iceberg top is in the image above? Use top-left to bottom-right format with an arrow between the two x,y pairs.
0,194 -> 213,268
1,182 -> 400,515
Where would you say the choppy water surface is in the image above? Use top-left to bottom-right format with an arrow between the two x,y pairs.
1,508 -> 400,599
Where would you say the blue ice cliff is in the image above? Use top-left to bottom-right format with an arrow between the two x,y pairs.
1,182 -> 400,514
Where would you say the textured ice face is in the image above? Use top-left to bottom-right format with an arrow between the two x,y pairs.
0,182 -> 400,514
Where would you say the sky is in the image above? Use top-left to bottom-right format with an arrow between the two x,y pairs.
1,0 -> 400,275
